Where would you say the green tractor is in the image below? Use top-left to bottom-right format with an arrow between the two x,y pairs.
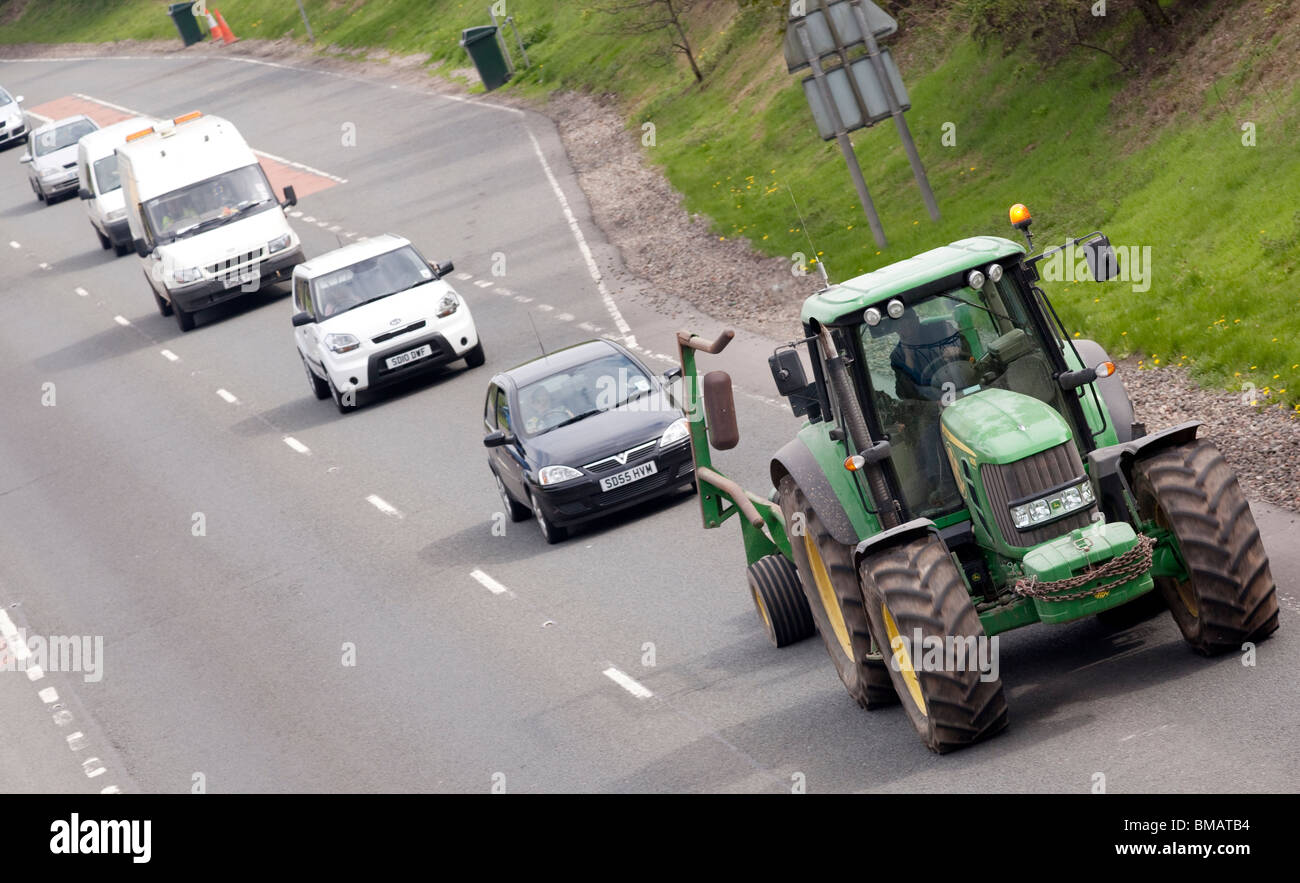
677,205 -> 1280,753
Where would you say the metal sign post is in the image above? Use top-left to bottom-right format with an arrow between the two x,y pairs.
849,0 -> 939,221
796,22 -> 887,249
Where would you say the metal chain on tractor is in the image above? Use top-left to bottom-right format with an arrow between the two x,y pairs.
1012,534 -> 1156,602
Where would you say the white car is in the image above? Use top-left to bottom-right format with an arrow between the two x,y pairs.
0,86 -> 28,149
22,115 -> 98,203
291,234 -> 484,413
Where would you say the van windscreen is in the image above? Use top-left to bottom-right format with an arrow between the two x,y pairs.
143,164 -> 276,242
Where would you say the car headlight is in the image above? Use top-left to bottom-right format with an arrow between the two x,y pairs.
538,465 -> 582,486
658,417 -> 690,447
436,291 -> 459,318
106,208 -> 126,222
324,333 -> 361,354
268,233 -> 292,254
172,267 -> 202,284
1011,479 -> 1095,529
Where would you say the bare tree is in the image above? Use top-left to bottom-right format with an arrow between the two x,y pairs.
596,0 -> 706,84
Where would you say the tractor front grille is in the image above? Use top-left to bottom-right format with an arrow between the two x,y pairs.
981,442 -> 1095,547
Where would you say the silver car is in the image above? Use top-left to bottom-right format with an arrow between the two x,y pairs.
0,87 -> 27,149
21,114 -> 98,204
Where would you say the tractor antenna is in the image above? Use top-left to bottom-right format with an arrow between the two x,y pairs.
786,183 -> 831,288
527,310 -> 548,357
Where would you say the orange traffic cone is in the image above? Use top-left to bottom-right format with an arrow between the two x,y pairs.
214,9 -> 239,44
205,12 -> 222,40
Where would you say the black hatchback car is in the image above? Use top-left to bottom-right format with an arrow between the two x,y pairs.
482,339 -> 695,543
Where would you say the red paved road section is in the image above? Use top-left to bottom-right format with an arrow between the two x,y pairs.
28,95 -> 340,200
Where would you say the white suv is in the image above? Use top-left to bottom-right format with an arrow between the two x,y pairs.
291,234 -> 484,413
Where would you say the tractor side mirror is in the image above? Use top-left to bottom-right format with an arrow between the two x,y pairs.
1082,234 -> 1118,282
768,349 -> 808,396
702,370 -> 739,450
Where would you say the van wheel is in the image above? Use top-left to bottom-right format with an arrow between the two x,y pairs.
113,242 -> 130,257
153,289 -> 173,317
96,229 -> 112,250
174,301 -> 195,332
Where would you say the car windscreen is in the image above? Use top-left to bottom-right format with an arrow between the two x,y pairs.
142,164 -> 275,242
93,155 -> 120,195
517,351 -> 654,436
310,246 -> 435,319
32,119 -> 96,156
0,90 -> 12,108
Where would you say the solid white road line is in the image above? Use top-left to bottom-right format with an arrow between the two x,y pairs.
160,349 -> 179,362
603,667 -> 653,699
366,494 -> 403,518
215,389 -> 239,404
470,569 -> 510,596
283,436 -> 310,454
113,315 -> 130,326
525,128 -> 636,348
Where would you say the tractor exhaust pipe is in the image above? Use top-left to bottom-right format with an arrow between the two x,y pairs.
816,324 -> 901,529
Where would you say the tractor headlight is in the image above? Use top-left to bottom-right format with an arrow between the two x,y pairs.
864,307 -> 882,327
1011,479 -> 1095,529
659,417 -> 689,447
967,270 -> 985,290
538,465 -> 582,486
886,298 -> 905,319
986,263 -> 1003,283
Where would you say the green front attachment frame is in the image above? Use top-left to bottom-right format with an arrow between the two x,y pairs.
676,329 -> 791,566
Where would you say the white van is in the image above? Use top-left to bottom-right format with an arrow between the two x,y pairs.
117,111 -> 304,332
76,116 -> 157,256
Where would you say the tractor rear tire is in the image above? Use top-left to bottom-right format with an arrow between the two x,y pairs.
1133,439 -> 1279,655
747,554 -> 816,648
859,534 -> 1008,753
777,476 -> 897,710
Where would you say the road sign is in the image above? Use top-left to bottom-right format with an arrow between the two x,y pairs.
783,0 -> 896,73
801,49 -> 909,140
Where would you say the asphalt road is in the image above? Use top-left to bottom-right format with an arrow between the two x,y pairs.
1,54 -> 1296,794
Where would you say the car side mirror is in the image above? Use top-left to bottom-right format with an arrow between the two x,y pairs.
14,96 -> 22,104
483,429 -> 514,448
281,185 -> 297,208
662,366 -> 682,382
78,187 -> 93,200
436,260 -> 454,277
133,238 -> 150,258
1081,234 -> 1118,282
291,311 -> 314,327
19,153 -> 31,164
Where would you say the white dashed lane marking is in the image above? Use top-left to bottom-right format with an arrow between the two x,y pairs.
283,436 -> 310,454
74,287 -> 88,297
365,495 -> 403,518
470,569 -> 510,596
113,316 -> 130,327
8,241 -> 18,249
216,389 -> 239,404
603,667 -> 653,699
454,272 -> 473,281
160,349 -> 179,362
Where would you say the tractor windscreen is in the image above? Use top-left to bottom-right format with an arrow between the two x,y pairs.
855,274 -> 1065,519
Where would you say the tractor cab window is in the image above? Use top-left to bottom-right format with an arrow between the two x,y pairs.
855,276 -> 1063,519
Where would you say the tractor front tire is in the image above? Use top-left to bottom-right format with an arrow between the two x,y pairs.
859,535 -> 1008,753
777,476 -> 897,710
1133,439 -> 1279,655
747,554 -> 815,648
